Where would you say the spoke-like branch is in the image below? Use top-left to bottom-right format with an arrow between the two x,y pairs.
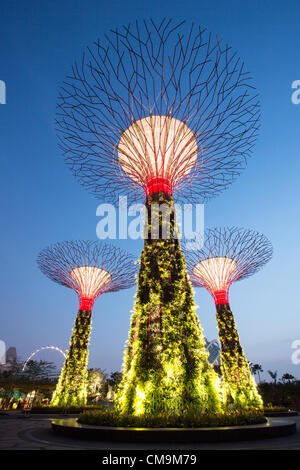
37,240 -> 137,302
184,227 -> 273,302
56,19 -> 260,204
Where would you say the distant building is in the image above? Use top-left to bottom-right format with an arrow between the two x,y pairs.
205,339 -> 220,366
6,347 -> 16,363
0,346 -> 17,373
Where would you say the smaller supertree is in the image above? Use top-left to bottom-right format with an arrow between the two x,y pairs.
185,227 -> 273,409
37,240 -> 137,407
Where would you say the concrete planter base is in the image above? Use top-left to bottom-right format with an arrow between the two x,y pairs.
51,418 -> 296,443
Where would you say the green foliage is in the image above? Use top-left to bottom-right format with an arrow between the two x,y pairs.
51,309 -> 92,407
281,373 -> 295,383
263,406 -> 291,412
259,380 -> 300,409
87,368 -> 107,401
107,371 -> 123,398
0,359 -> 57,385
216,304 -> 263,409
108,371 -> 123,388
28,404 -> 107,414
116,194 -> 222,416
79,407 -> 266,428
267,370 -> 278,383
22,360 -> 57,381
250,363 -> 263,383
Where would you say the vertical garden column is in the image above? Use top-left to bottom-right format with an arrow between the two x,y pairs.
51,309 -> 92,407
184,227 -> 273,411
216,303 -> 263,409
38,240 -> 137,408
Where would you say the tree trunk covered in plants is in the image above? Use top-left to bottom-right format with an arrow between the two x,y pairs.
51,309 -> 92,407
116,193 -> 222,416
216,303 -> 263,409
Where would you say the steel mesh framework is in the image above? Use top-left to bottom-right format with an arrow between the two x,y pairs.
37,240 -> 137,407
56,19 -> 260,204
185,227 -> 273,304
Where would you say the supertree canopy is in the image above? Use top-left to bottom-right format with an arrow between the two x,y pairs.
55,20 -> 260,416
185,227 -> 273,408
57,19 -> 260,204
37,240 -> 137,407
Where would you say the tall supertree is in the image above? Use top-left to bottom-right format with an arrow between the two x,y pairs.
185,227 -> 273,409
55,20 -> 260,415
37,240 -> 137,407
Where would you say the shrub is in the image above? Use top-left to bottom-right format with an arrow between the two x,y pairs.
28,404 -> 108,414
263,406 -> 292,412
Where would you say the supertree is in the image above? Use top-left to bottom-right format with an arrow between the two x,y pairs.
184,227 -> 273,409
57,20 -> 259,205
37,240 -> 137,407
55,20 -> 260,415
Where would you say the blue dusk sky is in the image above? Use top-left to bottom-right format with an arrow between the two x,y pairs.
0,0 -> 300,382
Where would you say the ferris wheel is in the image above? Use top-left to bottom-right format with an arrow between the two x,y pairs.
22,346 -> 66,372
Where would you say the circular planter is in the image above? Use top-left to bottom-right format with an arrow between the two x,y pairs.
51,418 -> 296,443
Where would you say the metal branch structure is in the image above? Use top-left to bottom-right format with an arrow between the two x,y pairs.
185,227 -> 273,305
37,240 -> 137,407
184,227 -> 273,409
56,19 -> 260,204
38,240 -> 137,310
54,20 -> 261,415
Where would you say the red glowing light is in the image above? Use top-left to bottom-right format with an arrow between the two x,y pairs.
185,227 -> 273,306
57,21 -> 261,206
192,257 -> 237,305
146,177 -> 172,196
38,240 -> 138,312
70,266 -> 112,310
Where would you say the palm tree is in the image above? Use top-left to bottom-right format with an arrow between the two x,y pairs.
281,373 -> 295,383
250,363 -> 264,383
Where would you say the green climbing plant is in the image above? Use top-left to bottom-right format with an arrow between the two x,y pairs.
216,303 -> 263,409
51,309 -> 92,407
116,193 -> 222,416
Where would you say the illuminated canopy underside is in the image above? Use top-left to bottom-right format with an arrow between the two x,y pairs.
193,257 -> 237,305
118,115 -> 198,195
70,266 -> 112,310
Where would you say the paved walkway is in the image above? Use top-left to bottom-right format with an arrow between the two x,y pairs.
0,413 -> 299,450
